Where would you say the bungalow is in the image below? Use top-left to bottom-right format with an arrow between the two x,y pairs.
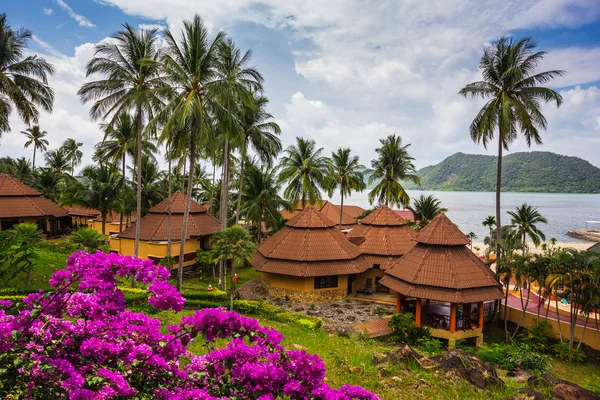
280,200 -> 365,229
251,206 -> 368,302
0,174 -> 70,237
110,191 -> 220,268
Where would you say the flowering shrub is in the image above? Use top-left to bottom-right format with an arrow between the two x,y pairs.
0,251 -> 378,399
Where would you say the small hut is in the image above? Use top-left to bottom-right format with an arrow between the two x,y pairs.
380,214 -> 502,346
251,206 -> 368,302
0,174 -> 70,237
346,205 -> 416,293
112,191 -> 220,268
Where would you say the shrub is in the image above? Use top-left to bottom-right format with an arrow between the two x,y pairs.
234,300 -> 323,330
477,343 -> 509,366
476,341 -> 551,372
415,337 -> 445,354
387,313 -> 431,345
181,289 -> 228,302
66,228 -> 108,251
518,321 -> 553,352
551,342 -> 586,363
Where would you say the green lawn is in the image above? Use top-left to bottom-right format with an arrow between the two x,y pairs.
1,247 -> 70,292
171,265 -> 261,293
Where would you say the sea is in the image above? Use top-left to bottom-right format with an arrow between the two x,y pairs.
326,190 -> 600,242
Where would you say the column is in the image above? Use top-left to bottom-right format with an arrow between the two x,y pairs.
396,293 -> 401,314
450,303 -> 457,333
415,298 -> 422,327
478,301 -> 484,329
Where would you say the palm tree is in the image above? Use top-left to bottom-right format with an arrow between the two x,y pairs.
32,167 -> 61,202
368,135 -> 420,208
158,15 -> 226,290
327,148 -> 366,229
67,228 -> 107,252
459,37 -> 564,263
0,14 -> 54,138
234,94 -> 281,223
241,164 -> 291,242
10,157 -> 33,183
61,138 -> 83,174
44,149 -> 70,176
467,232 -> 477,250
130,155 -> 167,214
482,215 -> 496,249
78,24 -> 166,258
21,126 -> 49,169
508,203 -> 547,253
214,38 -> 262,233
60,166 -> 121,235
209,225 -> 256,310
277,137 -> 329,209
408,194 -> 447,228
97,112 -> 158,231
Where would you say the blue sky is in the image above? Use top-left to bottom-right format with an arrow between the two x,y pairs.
3,0 -> 600,171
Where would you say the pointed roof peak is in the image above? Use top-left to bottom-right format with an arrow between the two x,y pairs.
149,191 -> 207,214
285,205 -> 336,229
0,174 -> 41,196
361,205 -> 409,226
415,213 -> 470,246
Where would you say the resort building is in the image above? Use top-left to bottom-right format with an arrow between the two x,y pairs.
89,213 -> 136,235
63,206 -> 100,229
252,206 -> 369,302
380,214 -> 503,346
110,191 -> 220,268
0,174 -> 71,237
347,205 -> 416,293
280,200 -> 365,229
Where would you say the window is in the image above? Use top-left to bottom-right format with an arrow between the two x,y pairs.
314,275 -> 338,289
373,264 -> 381,269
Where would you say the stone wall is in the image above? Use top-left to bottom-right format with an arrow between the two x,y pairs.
264,281 -> 347,302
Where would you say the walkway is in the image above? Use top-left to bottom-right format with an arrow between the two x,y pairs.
351,316 -> 393,338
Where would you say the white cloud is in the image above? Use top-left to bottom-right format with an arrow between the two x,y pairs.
43,8 -> 53,16
507,0 -> 600,30
55,0 -> 96,28
138,23 -> 167,31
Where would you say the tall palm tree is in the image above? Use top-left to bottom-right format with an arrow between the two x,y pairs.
408,194 -> 448,229
277,137 -> 329,209
241,164 -> 291,242
32,167 -> 61,202
0,14 -> 54,138
214,38 -> 262,233
61,138 -> 83,174
97,112 -> 158,231
78,24 -> 166,258
21,126 -> 49,169
158,15 -> 226,290
44,149 -> 70,176
508,203 -> 547,253
10,157 -> 33,183
368,135 -> 419,208
60,166 -> 121,235
459,37 -> 564,262
482,215 -> 496,247
327,148 -> 366,229
234,94 -> 281,223
130,155 -> 167,215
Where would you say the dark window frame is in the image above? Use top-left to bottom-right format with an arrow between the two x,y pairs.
314,275 -> 338,289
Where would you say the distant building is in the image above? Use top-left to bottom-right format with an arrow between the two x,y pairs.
63,206 -> 100,228
110,191 -> 220,268
280,200 -> 365,229
587,242 -> 600,254
393,209 -> 415,222
0,174 -> 70,237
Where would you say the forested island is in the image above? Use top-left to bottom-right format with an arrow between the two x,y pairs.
403,151 -> 600,193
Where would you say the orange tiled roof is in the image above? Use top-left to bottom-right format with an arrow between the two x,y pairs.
346,206 -> 416,270
117,191 -> 220,241
393,210 -> 415,222
280,200 -> 362,228
252,206 -> 368,276
381,213 -> 502,303
64,206 -> 100,218
0,174 -> 68,218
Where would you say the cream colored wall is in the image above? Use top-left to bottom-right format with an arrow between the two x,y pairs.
354,268 -> 394,293
262,273 -> 348,292
117,237 -> 199,267
501,304 -> 600,350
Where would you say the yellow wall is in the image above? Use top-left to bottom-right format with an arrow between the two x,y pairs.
501,304 -> 600,350
262,273 -> 348,293
90,220 -> 130,235
354,268 -> 385,292
115,237 -> 200,268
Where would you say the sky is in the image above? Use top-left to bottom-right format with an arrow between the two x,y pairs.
3,0 -> 600,173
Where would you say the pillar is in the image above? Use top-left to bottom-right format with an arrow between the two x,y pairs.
415,298 -> 421,327
478,302 -> 484,329
450,303 -> 457,333
396,293 -> 401,314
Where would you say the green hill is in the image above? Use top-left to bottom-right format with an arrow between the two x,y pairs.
403,151 -> 600,193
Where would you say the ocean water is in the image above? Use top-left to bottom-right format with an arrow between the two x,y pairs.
327,190 -> 600,242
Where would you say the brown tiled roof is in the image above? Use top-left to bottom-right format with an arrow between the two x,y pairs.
344,205 -> 366,219
414,213 -> 470,245
64,206 -> 100,218
0,174 -> 68,218
252,206 -> 368,276
280,200 -> 360,227
393,210 -> 415,222
346,206 -> 415,269
381,213 -> 502,303
117,191 -> 220,241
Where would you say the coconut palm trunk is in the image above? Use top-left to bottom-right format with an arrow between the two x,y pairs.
513,283 -> 531,337
211,161 -> 216,210
495,135 -> 503,262
235,143 -> 246,224
577,314 -> 590,350
120,152 -> 126,232
555,295 -> 564,342
504,280 -> 510,341
177,139 -> 196,291
167,148 -> 173,258
32,147 -> 36,170
134,109 -> 143,257
339,189 -> 344,230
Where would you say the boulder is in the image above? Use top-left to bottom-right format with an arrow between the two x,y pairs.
507,368 -> 536,384
439,349 -> 504,389
552,381 -> 600,400
517,388 -> 544,400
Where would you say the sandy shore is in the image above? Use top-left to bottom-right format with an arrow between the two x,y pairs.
471,240 -> 594,255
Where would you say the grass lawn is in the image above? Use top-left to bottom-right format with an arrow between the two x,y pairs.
1,247 -> 70,292
171,266 -> 261,293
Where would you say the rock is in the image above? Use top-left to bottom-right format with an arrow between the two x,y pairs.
507,368 -> 537,384
291,344 -> 305,350
294,307 -> 304,312
439,349 -> 503,389
552,382 -> 600,400
517,388 -> 544,400
306,310 -> 320,316
344,304 -> 353,309
540,372 -> 556,387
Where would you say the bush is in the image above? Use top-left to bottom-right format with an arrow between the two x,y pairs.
477,343 -> 508,366
477,341 -> 551,372
518,321 -> 553,352
551,342 -> 586,363
387,313 -> 431,345
181,289 -> 228,302
234,300 -> 323,331
35,240 -> 81,255
415,337 -> 444,354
